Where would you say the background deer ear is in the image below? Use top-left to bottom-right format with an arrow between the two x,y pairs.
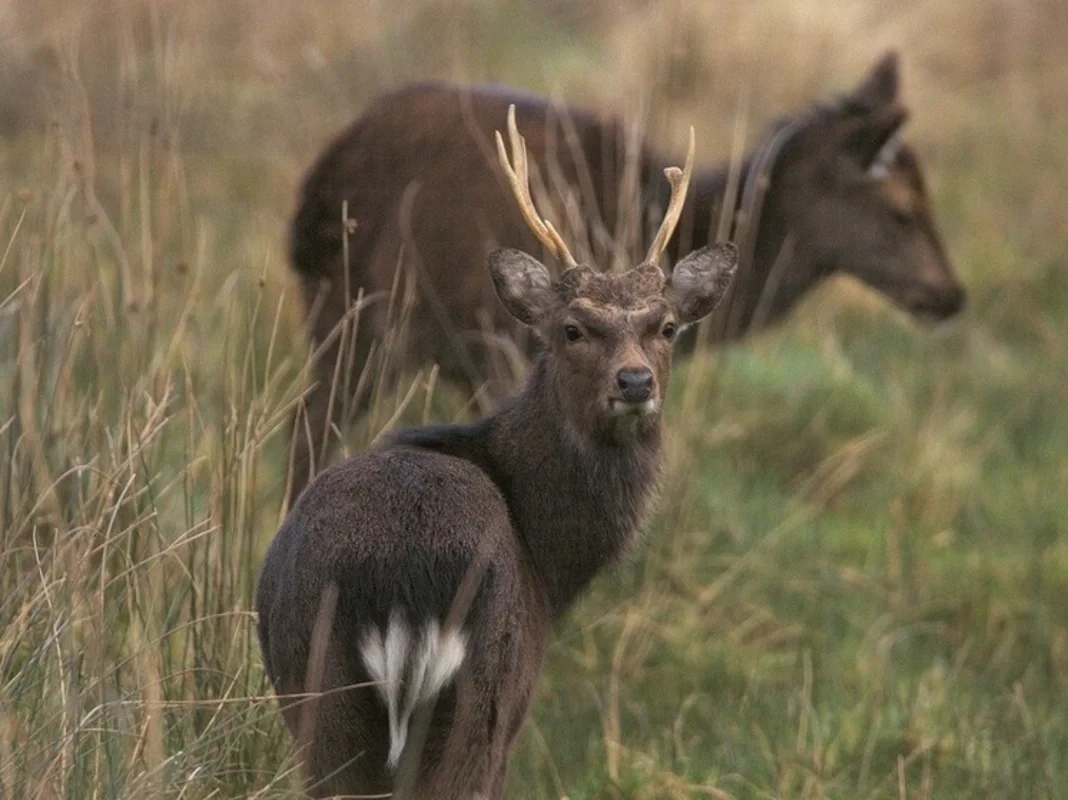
849,50 -> 901,110
837,105 -> 909,170
488,248 -> 556,326
668,243 -> 738,326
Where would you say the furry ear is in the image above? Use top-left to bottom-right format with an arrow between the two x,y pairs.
667,243 -> 738,326
487,248 -> 556,326
849,50 -> 901,110
867,127 -> 905,179
838,105 -> 909,169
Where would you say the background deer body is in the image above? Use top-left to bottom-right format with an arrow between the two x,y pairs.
257,115 -> 739,797
287,52 -> 964,502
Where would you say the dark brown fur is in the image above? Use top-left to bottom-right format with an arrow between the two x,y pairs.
256,243 -> 737,797
286,52 -> 965,503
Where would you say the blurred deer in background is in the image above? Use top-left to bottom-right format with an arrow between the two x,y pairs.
285,51 -> 965,504
256,107 -> 738,798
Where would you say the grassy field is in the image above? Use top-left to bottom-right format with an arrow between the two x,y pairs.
1,0 -> 1066,797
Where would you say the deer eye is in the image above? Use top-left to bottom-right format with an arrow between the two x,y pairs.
661,322 -> 677,341
564,324 -> 584,342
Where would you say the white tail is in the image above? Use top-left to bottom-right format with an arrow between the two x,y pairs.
360,612 -> 468,769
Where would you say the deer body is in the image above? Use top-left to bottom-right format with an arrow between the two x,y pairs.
258,113 -> 738,798
258,358 -> 660,796
286,52 -> 964,503
258,447 -> 542,796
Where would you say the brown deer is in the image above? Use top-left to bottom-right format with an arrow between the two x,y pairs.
285,51 -> 964,504
256,108 -> 738,798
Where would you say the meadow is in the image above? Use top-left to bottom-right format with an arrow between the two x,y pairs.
1,0 -> 1066,797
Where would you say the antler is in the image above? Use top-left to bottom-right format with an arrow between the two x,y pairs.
495,104 -> 579,268
645,126 -> 696,266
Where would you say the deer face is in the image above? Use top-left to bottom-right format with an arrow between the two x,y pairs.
488,244 -> 737,440
830,143 -> 963,321
490,102 -> 735,439
778,52 -> 966,321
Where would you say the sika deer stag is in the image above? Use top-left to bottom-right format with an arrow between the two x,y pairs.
285,52 -> 965,504
256,107 -> 738,799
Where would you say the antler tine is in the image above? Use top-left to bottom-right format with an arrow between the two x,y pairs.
645,125 -> 696,266
495,104 -> 578,268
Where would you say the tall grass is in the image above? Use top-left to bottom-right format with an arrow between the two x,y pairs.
0,111 -> 300,795
1,0 -> 1066,797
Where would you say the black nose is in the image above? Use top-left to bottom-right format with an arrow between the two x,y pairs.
943,287 -> 966,317
617,368 -> 654,403
919,286 -> 966,319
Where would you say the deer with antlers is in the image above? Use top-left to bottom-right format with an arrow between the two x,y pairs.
255,106 -> 738,798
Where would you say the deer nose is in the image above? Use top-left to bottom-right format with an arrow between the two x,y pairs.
942,286 -> 966,317
617,368 -> 654,403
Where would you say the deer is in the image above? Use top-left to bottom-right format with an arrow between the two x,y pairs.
284,51 -> 965,505
255,106 -> 738,799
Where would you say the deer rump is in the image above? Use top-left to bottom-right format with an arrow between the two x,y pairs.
256,447 -> 548,797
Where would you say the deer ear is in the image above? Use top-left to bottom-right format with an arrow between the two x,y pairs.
488,248 -> 556,326
838,105 -> 909,170
667,242 -> 738,326
849,50 -> 901,110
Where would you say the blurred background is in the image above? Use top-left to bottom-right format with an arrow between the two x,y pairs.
0,0 -> 1065,797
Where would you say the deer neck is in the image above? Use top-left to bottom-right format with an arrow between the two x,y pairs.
388,355 -> 664,618
484,355 -> 664,618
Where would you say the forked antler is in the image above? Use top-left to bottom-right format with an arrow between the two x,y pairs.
496,104 -> 579,268
645,126 -> 696,266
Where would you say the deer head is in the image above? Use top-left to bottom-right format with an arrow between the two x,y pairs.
767,52 -> 965,320
491,105 -> 737,441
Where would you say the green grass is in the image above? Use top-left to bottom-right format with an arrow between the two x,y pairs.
1,1 -> 1066,798
511,304 -> 1068,798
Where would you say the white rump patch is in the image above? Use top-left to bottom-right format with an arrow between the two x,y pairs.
360,613 -> 468,770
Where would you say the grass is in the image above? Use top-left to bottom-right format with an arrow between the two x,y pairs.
1,0 -> 1066,797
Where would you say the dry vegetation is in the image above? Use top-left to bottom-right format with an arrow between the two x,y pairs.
1,0 -> 1066,797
